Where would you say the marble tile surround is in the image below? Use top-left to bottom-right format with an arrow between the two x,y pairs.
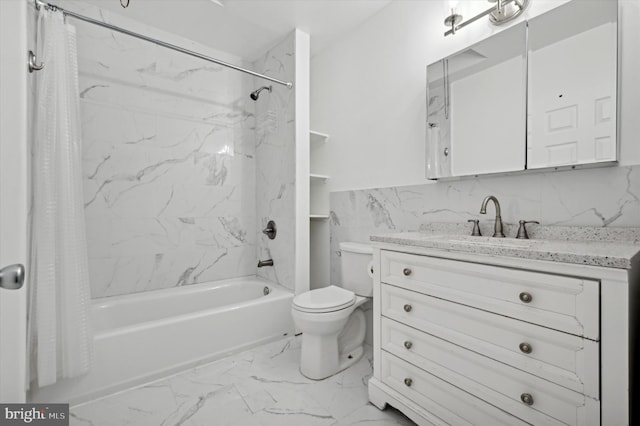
253,35 -> 296,292
66,2 -> 297,298
69,336 -> 414,426
330,165 -> 640,284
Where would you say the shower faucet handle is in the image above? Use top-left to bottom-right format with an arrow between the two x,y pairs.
262,220 -> 277,240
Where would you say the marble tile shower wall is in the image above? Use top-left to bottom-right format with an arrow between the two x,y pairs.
253,34 -> 296,292
72,4 -> 257,298
330,165 -> 640,284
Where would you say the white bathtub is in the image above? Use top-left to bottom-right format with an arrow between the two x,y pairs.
30,276 -> 294,405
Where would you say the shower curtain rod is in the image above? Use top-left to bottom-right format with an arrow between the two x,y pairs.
32,0 -> 294,88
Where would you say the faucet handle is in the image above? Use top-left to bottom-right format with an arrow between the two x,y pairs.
467,219 -> 482,236
262,220 -> 277,240
516,220 -> 539,239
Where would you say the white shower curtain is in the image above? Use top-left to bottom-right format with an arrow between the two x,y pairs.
27,6 -> 93,388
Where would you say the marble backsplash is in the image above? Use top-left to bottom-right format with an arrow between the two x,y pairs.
253,34 -> 296,292
329,164 -> 640,284
70,3 -> 258,298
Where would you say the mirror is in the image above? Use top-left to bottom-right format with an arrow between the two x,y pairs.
426,0 -> 618,180
427,22 -> 527,179
527,0 -> 618,169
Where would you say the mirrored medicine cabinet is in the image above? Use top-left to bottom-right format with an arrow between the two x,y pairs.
426,0 -> 618,180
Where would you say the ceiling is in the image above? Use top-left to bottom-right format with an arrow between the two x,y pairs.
77,0 -> 394,60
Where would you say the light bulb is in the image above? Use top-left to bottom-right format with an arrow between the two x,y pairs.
448,0 -> 460,16
444,0 -> 463,34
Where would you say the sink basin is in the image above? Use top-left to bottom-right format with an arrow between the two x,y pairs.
426,234 -> 540,249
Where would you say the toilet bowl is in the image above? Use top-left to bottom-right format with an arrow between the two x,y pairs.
292,242 -> 373,380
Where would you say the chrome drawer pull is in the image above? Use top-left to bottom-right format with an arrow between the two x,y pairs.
519,292 -> 533,303
404,341 -> 413,349
403,304 -> 412,312
520,393 -> 534,405
402,268 -> 412,276
519,342 -> 532,354
404,378 -> 413,387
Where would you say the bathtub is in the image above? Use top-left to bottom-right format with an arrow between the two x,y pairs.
30,276 -> 294,405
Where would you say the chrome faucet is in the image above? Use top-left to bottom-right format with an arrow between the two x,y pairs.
479,195 -> 505,238
257,259 -> 273,268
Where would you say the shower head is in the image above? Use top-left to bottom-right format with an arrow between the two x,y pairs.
250,86 -> 272,101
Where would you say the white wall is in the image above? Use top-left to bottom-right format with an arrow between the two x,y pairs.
254,30 -> 309,295
311,0 -> 640,192
294,30 -> 311,296
0,0 -> 28,403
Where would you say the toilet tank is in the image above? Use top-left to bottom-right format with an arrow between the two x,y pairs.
339,242 -> 373,297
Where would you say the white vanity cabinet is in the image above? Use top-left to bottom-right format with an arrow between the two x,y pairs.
368,244 -> 636,426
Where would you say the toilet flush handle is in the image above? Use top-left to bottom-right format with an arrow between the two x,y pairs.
367,261 -> 375,278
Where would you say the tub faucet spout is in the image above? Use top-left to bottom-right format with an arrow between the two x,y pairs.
479,195 -> 505,238
257,259 -> 274,268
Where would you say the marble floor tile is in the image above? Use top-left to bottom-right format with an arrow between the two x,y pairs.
70,336 -> 415,426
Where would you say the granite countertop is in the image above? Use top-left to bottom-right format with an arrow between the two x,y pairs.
370,223 -> 640,269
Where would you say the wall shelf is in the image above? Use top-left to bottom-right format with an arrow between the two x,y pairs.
309,129 -> 330,289
310,173 -> 330,181
310,214 -> 329,220
310,130 -> 330,144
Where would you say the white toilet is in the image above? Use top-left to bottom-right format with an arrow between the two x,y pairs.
292,241 -> 373,380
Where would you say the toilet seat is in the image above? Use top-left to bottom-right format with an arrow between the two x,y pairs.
293,286 -> 356,313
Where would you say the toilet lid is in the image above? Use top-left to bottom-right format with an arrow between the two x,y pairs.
293,286 -> 356,313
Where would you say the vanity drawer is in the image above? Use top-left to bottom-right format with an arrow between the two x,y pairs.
380,250 -> 600,339
381,320 -> 600,426
381,284 -> 599,398
380,352 -> 529,426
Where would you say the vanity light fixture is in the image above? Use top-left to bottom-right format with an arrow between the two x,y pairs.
444,0 -> 530,37
444,1 -> 463,35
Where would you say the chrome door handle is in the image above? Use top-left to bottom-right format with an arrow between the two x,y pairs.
0,264 -> 25,290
